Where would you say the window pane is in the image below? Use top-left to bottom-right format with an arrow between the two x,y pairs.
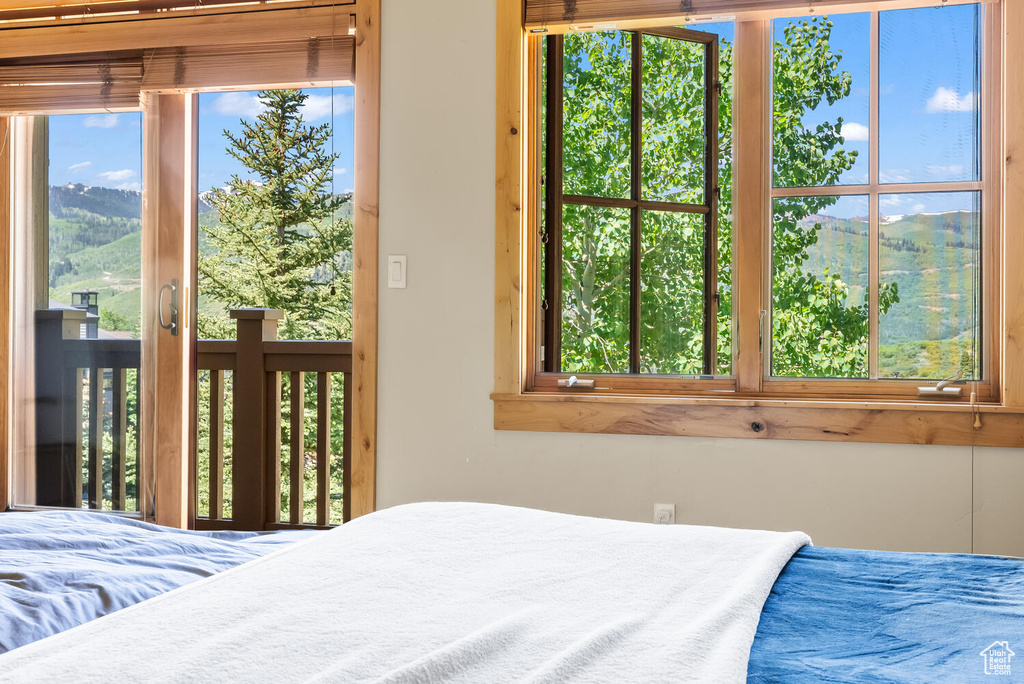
640,211 -> 704,374
561,203 -> 631,373
772,196 -> 870,378
562,31 -> 632,199
773,14 -> 869,187
878,193 -> 981,379
197,88 -> 354,341
879,5 -> 980,184
13,114 -> 143,511
646,22 -> 735,377
641,34 -> 705,204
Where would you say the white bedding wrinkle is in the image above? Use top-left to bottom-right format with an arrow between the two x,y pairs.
0,502 -> 810,683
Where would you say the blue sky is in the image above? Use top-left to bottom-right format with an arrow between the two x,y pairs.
48,86 -> 355,197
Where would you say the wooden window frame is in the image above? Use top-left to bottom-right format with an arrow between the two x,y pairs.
541,28 -> 722,381
0,1 -> 380,521
495,0 -> 1024,447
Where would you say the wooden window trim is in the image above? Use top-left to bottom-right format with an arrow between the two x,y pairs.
0,117 -> 9,512
0,1 -> 379,520
495,0 -> 1024,447
523,0 -> 991,35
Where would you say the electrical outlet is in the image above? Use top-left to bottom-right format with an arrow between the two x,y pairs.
653,503 -> 675,524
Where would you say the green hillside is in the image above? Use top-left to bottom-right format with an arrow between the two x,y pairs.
797,210 -> 981,379
48,184 -> 143,335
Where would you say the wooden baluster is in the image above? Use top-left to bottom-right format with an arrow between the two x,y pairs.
111,368 -> 128,511
316,372 -> 331,527
343,371 -> 352,524
66,367 -> 84,508
265,370 -> 281,524
134,367 -> 141,512
87,367 -> 103,509
289,371 -> 304,525
209,370 -> 224,520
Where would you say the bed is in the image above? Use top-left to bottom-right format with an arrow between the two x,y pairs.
0,509 -> 317,655
0,503 -> 1020,682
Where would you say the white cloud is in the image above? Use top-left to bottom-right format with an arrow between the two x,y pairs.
116,182 -> 143,192
98,169 -> 137,182
926,87 -> 977,113
68,161 -> 92,172
840,122 -> 869,142
210,92 -> 265,119
880,196 -> 905,209
208,91 -> 352,122
333,167 -> 347,176
925,164 -> 965,177
83,114 -> 120,129
880,169 -> 911,183
300,93 -> 354,121
880,195 -> 928,214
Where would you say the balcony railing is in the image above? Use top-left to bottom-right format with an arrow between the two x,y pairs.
35,309 -> 140,511
195,309 -> 351,531
34,308 -> 351,530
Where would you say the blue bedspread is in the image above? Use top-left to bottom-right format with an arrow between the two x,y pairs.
749,545 -> 1024,683
0,510 -> 316,654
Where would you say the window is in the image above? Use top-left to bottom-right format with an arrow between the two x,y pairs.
528,1 -> 993,402
496,0 -> 1020,445
541,28 -> 732,381
768,7 -> 984,385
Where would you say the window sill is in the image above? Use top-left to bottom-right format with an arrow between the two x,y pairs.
491,392 -> 1024,447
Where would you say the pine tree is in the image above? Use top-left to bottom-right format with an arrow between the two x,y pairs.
198,89 -> 352,341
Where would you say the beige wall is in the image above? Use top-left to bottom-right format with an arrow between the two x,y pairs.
376,0 -> 1024,555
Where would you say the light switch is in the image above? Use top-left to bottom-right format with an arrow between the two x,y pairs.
387,255 -> 407,289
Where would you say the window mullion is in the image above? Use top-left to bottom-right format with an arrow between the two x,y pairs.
868,11 -> 880,380
629,31 -> 643,375
734,20 -> 768,394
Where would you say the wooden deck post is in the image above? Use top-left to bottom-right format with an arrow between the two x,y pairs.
34,308 -> 85,507
230,308 -> 283,530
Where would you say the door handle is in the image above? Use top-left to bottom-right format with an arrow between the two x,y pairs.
158,279 -> 179,336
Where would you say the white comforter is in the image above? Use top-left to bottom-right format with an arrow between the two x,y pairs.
0,502 -> 809,683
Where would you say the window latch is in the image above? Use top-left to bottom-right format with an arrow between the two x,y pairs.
918,371 -> 964,398
758,309 -> 767,354
558,375 -> 596,390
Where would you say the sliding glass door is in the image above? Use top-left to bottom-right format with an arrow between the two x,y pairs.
8,103 -> 191,523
